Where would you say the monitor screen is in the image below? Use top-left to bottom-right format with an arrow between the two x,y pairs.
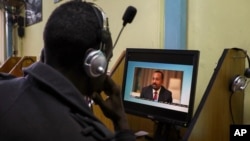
122,48 -> 200,127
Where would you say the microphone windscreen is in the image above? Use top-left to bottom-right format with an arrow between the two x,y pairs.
122,6 -> 137,26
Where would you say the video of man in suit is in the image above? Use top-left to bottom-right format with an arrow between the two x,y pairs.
131,67 -> 183,104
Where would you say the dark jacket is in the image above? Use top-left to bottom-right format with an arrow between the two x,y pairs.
140,85 -> 172,103
0,62 -> 135,141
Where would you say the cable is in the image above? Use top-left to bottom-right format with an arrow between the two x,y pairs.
229,92 -> 235,124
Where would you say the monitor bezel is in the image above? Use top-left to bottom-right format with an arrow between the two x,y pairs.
121,48 -> 200,127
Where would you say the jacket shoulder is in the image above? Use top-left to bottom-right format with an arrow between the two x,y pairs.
0,73 -> 17,80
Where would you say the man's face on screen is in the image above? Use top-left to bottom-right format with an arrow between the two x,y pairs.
151,72 -> 163,90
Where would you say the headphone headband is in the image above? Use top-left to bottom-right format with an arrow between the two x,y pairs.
83,2 -> 112,78
91,3 -> 108,31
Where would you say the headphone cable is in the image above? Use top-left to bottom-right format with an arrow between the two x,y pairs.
229,92 -> 235,124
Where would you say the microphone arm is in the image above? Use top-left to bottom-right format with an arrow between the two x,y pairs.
106,25 -> 125,75
113,25 -> 125,49
106,5 -> 137,61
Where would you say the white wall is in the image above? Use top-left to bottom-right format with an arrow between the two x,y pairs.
91,0 -> 164,68
188,0 -> 250,123
20,0 -> 250,123
21,0 -> 62,61
0,10 -> 5,66
21,0 -> 164,65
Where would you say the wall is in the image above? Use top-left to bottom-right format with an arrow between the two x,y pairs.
20,0 -> 250,123
0,10 -> 5,65
187,0 -> 250,123
21,1 -> 61,60
21,0 -> 163,65
92,0 -> 165,67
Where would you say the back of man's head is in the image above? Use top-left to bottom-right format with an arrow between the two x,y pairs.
43,1 -> 102,68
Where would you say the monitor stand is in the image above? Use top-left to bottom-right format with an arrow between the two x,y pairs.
152,121 -> 181,141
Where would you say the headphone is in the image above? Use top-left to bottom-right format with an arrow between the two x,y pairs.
83,2 -> 112,78
230,48 -> 250,92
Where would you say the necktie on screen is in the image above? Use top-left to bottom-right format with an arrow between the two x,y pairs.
153,91 -> 158,100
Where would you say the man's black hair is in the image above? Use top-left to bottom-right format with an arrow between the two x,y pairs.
154,70 -> 164,80
43,1 -> 102,67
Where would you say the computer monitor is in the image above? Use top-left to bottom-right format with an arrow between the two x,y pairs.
122,48 -> 200,127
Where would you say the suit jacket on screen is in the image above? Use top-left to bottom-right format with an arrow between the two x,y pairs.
140,85 -> 172,103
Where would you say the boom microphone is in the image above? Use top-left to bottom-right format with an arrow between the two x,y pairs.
113,6 -> 137,49
122,6 -> 137,26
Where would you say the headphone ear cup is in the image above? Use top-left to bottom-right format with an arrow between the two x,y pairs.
230,75 -> 248,92
84,49 -> 107,77
229,48 -> 250,93
244,68 -> 250,78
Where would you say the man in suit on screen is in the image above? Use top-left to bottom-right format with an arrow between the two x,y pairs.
140,70 -> 172,103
